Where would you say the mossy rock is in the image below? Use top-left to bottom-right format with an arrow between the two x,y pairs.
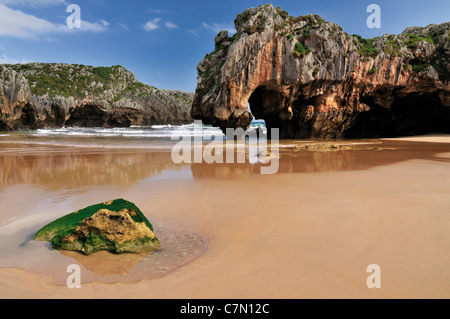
34,199 -> 161,255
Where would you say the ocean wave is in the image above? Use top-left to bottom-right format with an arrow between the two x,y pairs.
0,125 -> 277,151
31,125 -> 225,138
151,124 -> 172,129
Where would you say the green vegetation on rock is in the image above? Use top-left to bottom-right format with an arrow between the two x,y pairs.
312,67 -> 319,76
431,45 -> 450,81
411,62 -> 431,73
293,41 -> 311,58
368,67 -> 377,74
275,6 -> 289,20
353,34 -> 379,57
1,62 -> 194,126
384,35 -> 401,56
5,63 -> 128,98
404,33 -> 434,48
34,199 -> 161,255
4,63 -> 193,108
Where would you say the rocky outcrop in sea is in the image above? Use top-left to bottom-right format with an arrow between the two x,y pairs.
191,4 -> 450,138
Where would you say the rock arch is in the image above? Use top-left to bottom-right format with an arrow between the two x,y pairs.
248,84 -> 285,121
191,4 -> 450,139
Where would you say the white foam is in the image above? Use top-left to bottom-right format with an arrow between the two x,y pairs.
151,124 -> 172,129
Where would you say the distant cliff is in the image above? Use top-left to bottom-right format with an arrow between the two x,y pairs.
191,4 -> 450,138
0,63 -> 193,130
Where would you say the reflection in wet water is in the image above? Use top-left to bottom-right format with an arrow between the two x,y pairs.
191,140 -> 450,179
1,140 -> 449,187
0,146 -> 184,189
60,250 -> 145,277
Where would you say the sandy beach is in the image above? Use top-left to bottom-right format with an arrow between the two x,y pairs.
0,135 -> 449,299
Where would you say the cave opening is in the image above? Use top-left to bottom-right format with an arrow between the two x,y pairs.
16,104 -> 37,130
347,91 -> 450,138
248,85 -> 286,138
0,120 -> 8,131
65,105 -> 105,127
248,85 -> 283,121
49,104 -> 66,127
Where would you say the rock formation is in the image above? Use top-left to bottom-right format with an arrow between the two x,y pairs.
34,199 -> 161,255
56,208 -> 158,255
191,4 -> 450,138
0,63 -> 193,130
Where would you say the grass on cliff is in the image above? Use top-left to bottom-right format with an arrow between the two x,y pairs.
404,33 -> 434,48
384,35 -> 401,56
92,66 -> 113,82
432,47 -> 450,81
6,64 -> 123,98
353,34 -> 379,57
432,63 -> 450,80
275,6 -> 289,20
113,81 -> 154,101
293,41 -> 311,58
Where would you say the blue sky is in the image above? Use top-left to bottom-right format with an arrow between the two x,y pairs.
0,0 -> 448,92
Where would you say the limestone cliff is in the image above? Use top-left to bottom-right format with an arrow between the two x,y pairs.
0,63 -> 193,130
191,4 -> 450,138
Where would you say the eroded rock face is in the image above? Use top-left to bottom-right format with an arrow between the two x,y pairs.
54,209 -> 160,255
191,4 -> 450,138
0,63 -> 193,130
63,209 -> 155,244
0,67 -> 33,130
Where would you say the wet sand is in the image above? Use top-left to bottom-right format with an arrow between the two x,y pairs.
0,136 -> 449,298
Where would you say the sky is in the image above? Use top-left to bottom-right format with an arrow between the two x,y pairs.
0,0 -> 448,92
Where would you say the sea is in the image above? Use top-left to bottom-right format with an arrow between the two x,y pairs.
0,121 -> 268,150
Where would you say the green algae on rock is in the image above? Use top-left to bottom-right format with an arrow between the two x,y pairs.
34,199 -> 161,255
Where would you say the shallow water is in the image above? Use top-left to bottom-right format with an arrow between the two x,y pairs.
0,126 -> 449,289
0,212 -> 208,284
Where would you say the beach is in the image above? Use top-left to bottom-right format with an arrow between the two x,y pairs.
0,128 -> 449,299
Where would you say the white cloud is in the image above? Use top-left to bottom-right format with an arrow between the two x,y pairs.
165,21 -> 178,29
144,18 -> 180,32
148,9 -> 168,14
0,4 -> 62,38
143,18 -> 161,31
0,0 -> 67,7
117,23 -> 129,30
0,3 -> 107,38
101,20 -> 110,27
202,22 -> 235,35
0,54 -> 30,64
186,29 -> 199,37
75,20 -> 108,33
